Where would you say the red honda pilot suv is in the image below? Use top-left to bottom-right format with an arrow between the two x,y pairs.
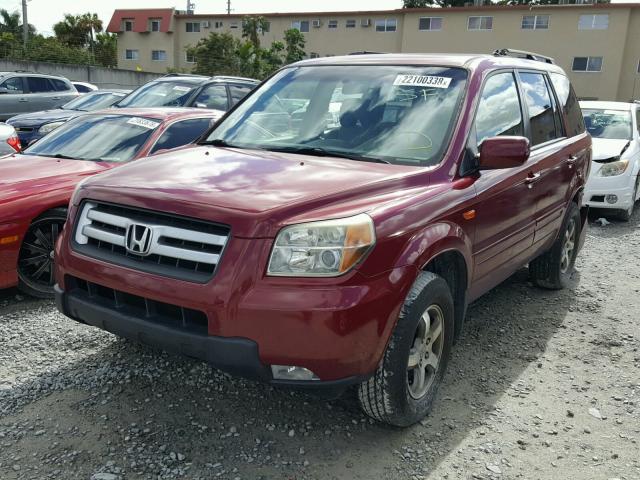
55,51 -> 591,426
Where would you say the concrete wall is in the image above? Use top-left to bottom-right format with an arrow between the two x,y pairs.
0,59 -> 161,89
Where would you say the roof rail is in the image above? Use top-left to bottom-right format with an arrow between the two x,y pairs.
160,73 -> 209,78
348,51 -> 387,55
210,75 -> 259,83
493,48 -> 554,65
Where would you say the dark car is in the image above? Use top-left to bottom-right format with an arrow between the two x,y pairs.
0,72 -> 79,121
7,90 -> 130,146
54,51 -> 590,426
0,108 -> 221,298
115,74 -> 259,111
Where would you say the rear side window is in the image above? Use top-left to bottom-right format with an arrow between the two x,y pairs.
0,76 -> 24,93
475,72 -> 524,145
519,72 -> 558,146
27,76 -> 53,93
549,72 -> 585,137
229,84 -> 252,105
150,118 -> 214,154
50,79 -> 70,91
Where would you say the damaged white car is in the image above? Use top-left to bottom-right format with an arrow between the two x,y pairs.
581,101 -> 640,221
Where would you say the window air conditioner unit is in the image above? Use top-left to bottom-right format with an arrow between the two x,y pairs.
202,21 -> 210,28
361,18 -> 371,27
312,19 -> 322,28
175,10 -> 187,15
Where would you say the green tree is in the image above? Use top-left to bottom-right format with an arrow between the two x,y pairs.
94,32 -> 116,67
54,13 -> 103,49
262,41 -> 285,76
189,32 -> 243,76
242,16 -> 269,49
284,28 -> 305,64
79,13 -> 103,53
0,9 -> 35,37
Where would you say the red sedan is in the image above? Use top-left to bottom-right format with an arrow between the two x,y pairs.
0,108 -> 221,297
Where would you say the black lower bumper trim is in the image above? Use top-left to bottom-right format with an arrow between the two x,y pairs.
55,285 -> 366,392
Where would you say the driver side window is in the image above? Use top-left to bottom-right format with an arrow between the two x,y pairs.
1,77 -> 24,94
475,72 -> 524,145
194,85 -> 228,111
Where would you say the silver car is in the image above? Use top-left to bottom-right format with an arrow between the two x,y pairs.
0,72 -> 79,121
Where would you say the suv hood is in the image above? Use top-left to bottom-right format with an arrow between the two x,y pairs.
80,145 -> 425,236
0,154 -> 110,205
7,109 -> 81,127
591,138 -> 631,162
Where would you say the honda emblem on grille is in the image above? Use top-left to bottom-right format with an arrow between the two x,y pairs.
125,224 -> 153,256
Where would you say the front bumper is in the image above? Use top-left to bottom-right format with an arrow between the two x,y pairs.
584,173 -> 637,210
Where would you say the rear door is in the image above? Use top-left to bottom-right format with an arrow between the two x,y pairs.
525,71 -> 589,248
0,76 -> 27,120
24,76 -> 57,112
470,71 -> 539,289
48,78 -> 78,107
228,83 -> 253,107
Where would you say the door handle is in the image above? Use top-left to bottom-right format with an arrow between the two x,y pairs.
525,172 -> 541,188
567,155 -> 578,167
18,98 -> 27,102
51,96 -> 60,100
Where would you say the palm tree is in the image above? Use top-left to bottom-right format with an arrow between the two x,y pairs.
242,16 -> 269,49
79,13 -> 103,53
0,9 -> 21,36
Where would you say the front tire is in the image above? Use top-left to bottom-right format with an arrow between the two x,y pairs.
17,208 -> 67,299
529,202 -> 581,290
357,271 -> 454,427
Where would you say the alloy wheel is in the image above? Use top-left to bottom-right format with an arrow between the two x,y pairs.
407,304 -> 445,399
17,218 -> 65,293
559,217 -> 576,274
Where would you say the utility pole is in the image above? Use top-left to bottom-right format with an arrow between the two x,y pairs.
21,0 -> 28,47
227,0 -> 231,15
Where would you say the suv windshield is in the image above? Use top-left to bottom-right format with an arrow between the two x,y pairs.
116,81 -> 197,108
62,92 -> 126,111
205,65 -> 468,166
583,109 -> 632,140
24,114 -> 160,162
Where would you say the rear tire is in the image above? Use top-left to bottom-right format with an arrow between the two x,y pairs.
529,202 -> 581,290
357,271 -> 454,427
17,208 -> 67,299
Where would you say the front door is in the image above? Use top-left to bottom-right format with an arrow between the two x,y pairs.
468,71 -> 540,298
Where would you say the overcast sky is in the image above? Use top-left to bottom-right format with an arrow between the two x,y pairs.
0,0 -> 636,35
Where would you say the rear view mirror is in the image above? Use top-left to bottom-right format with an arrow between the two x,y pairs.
479,136 -> 530,170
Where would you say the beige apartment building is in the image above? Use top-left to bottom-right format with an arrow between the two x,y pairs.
106,3 -> 640,101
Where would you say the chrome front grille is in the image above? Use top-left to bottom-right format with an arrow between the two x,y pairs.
72,201 -> 230,283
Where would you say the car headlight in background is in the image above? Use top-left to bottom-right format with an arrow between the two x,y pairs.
598,159 -> 629,177
267,213 -> 375,277
38,121 -> 66,134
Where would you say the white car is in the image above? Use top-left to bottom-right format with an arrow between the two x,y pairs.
0,122 -> 20,156
581,101 -> 640,221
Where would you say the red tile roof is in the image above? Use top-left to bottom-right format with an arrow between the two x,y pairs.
107,9 -> 174,33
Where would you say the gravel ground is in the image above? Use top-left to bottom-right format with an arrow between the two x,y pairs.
1,213 -> 639,480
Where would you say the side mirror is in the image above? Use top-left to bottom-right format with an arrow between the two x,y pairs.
478,136 -> 530,170
195,102 -> 207,109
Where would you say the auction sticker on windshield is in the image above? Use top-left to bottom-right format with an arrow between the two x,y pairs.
173,86 -> 191,92
393,75 -> 451,89
126,117 -> 160,129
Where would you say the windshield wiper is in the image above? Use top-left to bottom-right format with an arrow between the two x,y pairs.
200,138 -> 244,148
263,146 -> 390,164
52,153 -> 82,160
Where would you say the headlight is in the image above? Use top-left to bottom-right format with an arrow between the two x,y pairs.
598,159 -> 629,177
38,121 -> 66,134
267,214 -> 375,277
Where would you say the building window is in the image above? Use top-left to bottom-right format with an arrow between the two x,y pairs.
375,18 -> 397,32
522,15 -> 549,30
572,56 -> 603,72
149,19 -> 161,32
230,21 -> 239,29
468,16 -> 493,30
328,20 -> 338,29
637,59 -> 640,73
185,51 -> 196,63
214,21 -> 223,28
152,50 -> 167,61
578,14 -> 609,30
186,22 -> 201,32
125,49 -> 139,60
292,20 -> 310,32
419,17 -> 442,31
261,21 -> 270,33
310,52 -> 320,58
346,19 -> 356,28
123,19 -> 133,31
